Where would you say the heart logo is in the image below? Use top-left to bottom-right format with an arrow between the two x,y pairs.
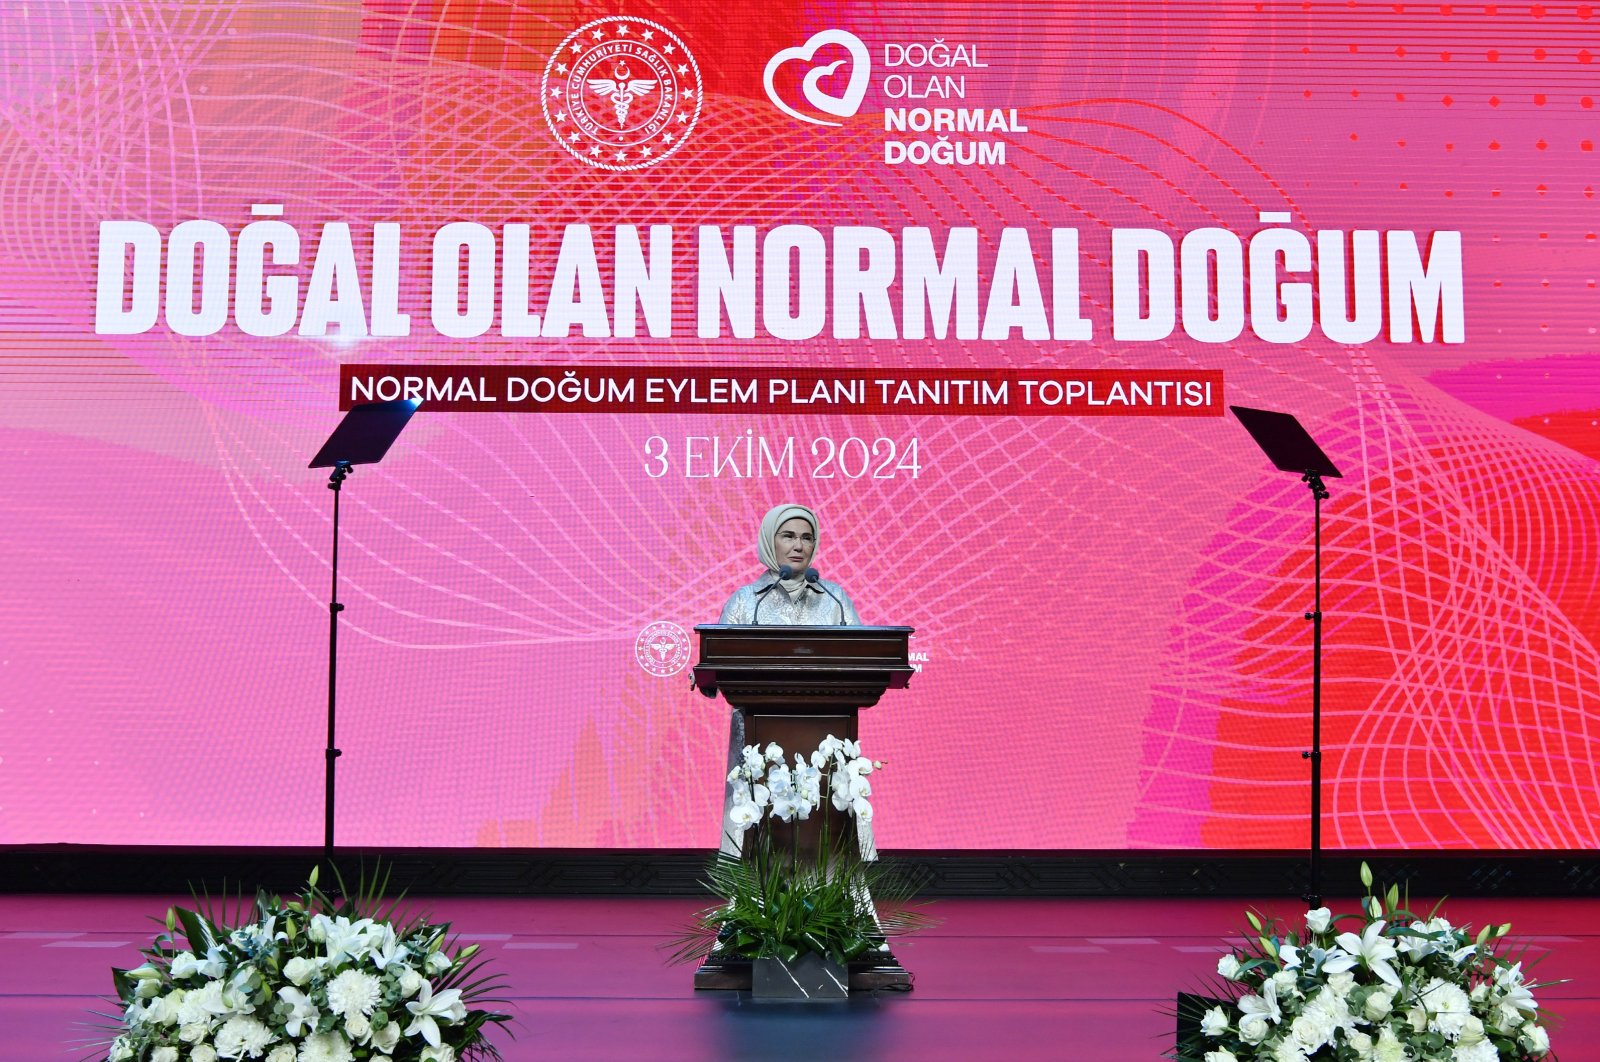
763,29 -> 870,127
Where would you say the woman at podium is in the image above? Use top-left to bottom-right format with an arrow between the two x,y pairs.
714,503 -> 864,856
717,503 -> 861,626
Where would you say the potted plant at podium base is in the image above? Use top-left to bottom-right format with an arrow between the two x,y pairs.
668,735 -> 933,1001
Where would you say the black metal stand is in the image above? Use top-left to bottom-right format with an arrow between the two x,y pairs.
1300,470 -> 1329,909
1228,406 -> 1343,911
324,460 -> 351,868
307,398 -> 417,878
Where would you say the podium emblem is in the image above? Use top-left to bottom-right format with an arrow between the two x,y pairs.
635,620 -> 691,676
542,17 -> 702,171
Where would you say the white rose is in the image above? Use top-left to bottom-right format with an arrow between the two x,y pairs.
345,1013 -> 372,1041
1305,907 -> 1333,934
1239,1014 -> 1271,1044
147,991 -> 183,1026
169,951 -> 203,980
1326,972 -> 1355,999
1374,1027 -> 1408,1062
1200,1005 -> 1229,1037
108,1038 -> 135,1062
267,1047 -> 297,1062
191,1048 -> 218,1062
1271,969 -> 1300,998
1364,986 -> 1396,1021
180,1022 -> 211,1044
283,956 -> 318,986
398,967 -> 425,998
1204,1052 -> 1239,1062
1347,1031 -> 1374,1061
1292,1011 -> 1335,1052
1458,1015 -> 1485,1046
421,1046 -> 456,1062
151,1049 -> 179,1062
1520,1024 -> 1551,1057
426,950 -> 452,974
371,1021 -> 402,1053
1217,954 -> 1243,980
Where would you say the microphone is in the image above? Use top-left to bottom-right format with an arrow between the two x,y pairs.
752,566 -> 796,623
805,569 -> 848,624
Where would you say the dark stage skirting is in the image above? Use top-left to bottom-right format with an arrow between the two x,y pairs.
5,894 -> 1597,1061
6,846 -> 1600,898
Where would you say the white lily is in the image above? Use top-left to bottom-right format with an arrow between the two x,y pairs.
1323,920 -> 1401,987
1237,978 -> 1282,1025
405,981 -> 467,1048
1496,963 -> 1539,1015
276,985 -> 320,1037
370,925 -> 409,970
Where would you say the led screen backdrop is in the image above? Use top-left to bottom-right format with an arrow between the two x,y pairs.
2,1 -> 1597,851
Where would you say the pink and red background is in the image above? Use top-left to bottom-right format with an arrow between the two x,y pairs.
1,1 -> 1596,851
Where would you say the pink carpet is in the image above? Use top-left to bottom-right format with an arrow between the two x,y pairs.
5,894 -> 1596,1060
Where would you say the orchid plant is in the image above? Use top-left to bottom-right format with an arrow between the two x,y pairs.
1174,864 -> 1560,1062
669,735 -> 933,970
97,867 -> 509,1062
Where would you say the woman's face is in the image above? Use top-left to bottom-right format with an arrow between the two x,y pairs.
774,517 -> 816,575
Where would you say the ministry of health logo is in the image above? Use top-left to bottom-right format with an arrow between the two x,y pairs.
635,620 -> 691,677
542,17 -> 702,171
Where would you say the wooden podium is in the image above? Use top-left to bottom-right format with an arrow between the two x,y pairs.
691,624 -> 915,991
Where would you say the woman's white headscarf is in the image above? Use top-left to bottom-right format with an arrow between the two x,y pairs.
757,503 -> 818,590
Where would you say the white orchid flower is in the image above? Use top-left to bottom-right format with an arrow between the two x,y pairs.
851,796 -> 874,821
842,738 -> 861,758
763,742 -> 784,763
277,986 -> 320,1037
817,735 -> 844,758
1323,920 -> 1401,987
728,800 -> 760,833
404,982 -> 467,1048
741,745 -> 765,774
770,791 -> 805,822
751,783 -> 771,809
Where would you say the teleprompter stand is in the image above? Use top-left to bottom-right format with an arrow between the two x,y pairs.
308,399 -> 417,870
691,624 -> 916,992
1231,406 -> 1343,909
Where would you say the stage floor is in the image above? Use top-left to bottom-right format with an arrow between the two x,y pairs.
4,894 -> 1595,1060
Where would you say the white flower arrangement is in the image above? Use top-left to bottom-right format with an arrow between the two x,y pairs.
101,868 -> 508,1062
1176,864 -> 1559,1062
670,735 -> 933,968
724,734 -> 881,836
